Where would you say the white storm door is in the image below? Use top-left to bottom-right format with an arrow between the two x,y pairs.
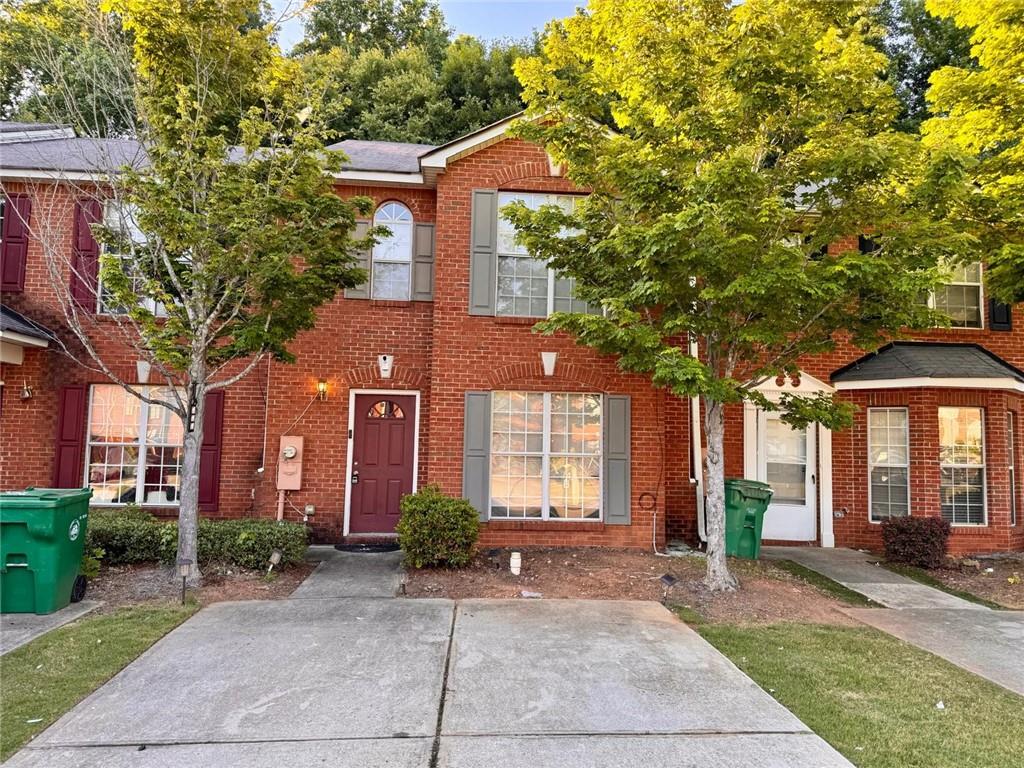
758,411 -> 817,541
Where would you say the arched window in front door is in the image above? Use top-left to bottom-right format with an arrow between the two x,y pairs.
371,202 -> 414,300
367,400 -> 406,419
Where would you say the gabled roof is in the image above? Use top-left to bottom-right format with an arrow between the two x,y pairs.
831,342 -> 1024,391
326,139 -> 436,174
0,120 -> 76,144
0,136 -> 147,174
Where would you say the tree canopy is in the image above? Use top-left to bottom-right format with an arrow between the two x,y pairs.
509,0 -> 955,590
921,0 -> 1024,304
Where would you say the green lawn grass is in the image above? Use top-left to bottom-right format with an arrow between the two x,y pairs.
0,604 -> 196,761
696,621 -> 1024,768
771,559 -> 884,607
881,562 -> 1007,610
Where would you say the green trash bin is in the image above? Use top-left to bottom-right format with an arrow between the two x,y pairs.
1,488 -> 92,614
724,479 -> 773,560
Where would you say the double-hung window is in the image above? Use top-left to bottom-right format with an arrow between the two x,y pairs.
938,406 -> 986,525
929,262 -> 983,329
489,391 -> 602,520
86,384 -> 184,506
98,203 -> 167,317
370,202 -> 414,300
868,408 -> 910,521
495,192 -> 600,317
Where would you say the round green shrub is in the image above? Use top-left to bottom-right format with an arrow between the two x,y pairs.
396,485 -> 479,568
86,509 -> 163,564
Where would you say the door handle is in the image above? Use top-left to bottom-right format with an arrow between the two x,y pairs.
811,474 -> 816,484
351,471 -> 359,485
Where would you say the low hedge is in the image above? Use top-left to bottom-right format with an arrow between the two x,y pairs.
396,485 -> 479,568
881,516 -> 951,569
86,508 -> 307,570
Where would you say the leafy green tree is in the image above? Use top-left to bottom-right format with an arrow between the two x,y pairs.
296,0 -> 449,65
0,0 -> 136,135
873,0 -> 973,132
19,0 -> 372,582
510,0 -> 953,590
922,0 -> 1024,304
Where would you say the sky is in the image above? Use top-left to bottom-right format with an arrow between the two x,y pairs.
270,1 -> 581,52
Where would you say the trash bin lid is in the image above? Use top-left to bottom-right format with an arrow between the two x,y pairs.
0,487 -> 93,510
724,478 -> 774,499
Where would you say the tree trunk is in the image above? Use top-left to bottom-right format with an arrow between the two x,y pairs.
703,397 -> 738,592
176,387 -> 205,586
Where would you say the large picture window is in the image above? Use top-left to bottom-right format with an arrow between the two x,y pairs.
370,202 -> 414,300
86,385 -> 184,506
868,408 -> 910,521
496,192 -> 600,317
939,406 -> 986,525
489,391 -> 602,520
930,262 -> 983,329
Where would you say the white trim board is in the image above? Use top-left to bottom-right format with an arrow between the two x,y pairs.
835,377 -> 1024,393
343,389 -> 421,537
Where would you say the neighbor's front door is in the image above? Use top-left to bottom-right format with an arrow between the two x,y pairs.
756,411 -> 817,541
349,394 -> 416,534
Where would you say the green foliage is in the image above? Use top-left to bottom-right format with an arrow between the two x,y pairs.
85,509 -> 307,570
881,516 -> 950,569
872,0 -> 974,132
86,508 -> 163,564
158,519 -> 309,570
510,0 -> 954,424
396,485 -> 480,568
0,0 -> 135,135
922,0 -> 1024,304
79,547 -> 105,579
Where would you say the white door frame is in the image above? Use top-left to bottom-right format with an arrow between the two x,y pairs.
343,389 -> 421,536
743,371 -> 835,547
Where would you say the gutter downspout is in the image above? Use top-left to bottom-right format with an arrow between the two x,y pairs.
689,337 -> 707,543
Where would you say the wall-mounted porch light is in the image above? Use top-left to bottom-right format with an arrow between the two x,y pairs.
317,379 -> 328,401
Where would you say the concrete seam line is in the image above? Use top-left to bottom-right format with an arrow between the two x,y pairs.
430,601 -> 459,768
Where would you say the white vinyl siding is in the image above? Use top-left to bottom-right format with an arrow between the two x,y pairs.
939,406 -> 987,525
868,408 -> 910,522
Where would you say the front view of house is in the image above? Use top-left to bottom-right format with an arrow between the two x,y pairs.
1,117 -> 1022,555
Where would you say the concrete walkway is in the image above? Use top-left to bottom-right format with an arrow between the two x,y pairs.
764,547 -> 1024,697
5,549 -> 851,767
0,601 -> 101,656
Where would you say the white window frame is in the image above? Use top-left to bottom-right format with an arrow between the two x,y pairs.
489,391 -> 603,522
85,384 -> 184,507
938,406 -> 988,526
369,201 -> 414,301
97,202 -> 167,317
928,261 -> 984,329
867,407 -> 911,523
495,192 -> 596,318
1009,411 -> 1018,527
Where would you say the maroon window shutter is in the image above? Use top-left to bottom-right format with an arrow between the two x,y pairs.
71,199 -> 102,312
53,385 -> 88,488
198,391 -> 225,512
1,194 -> 32,293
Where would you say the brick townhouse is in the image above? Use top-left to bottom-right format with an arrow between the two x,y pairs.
1,116 -> 1022,555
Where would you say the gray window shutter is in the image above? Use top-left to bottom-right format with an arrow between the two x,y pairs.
603,395 -> 631,524
463,391 -> 492,521
412,222 -> 435,301
468,189 -> 497,315
344,220 -> 371,299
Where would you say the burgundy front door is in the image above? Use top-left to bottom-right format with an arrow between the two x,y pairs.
349,394 -> 416,533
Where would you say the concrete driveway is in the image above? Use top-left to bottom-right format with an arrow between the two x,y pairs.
6,553 -> 850,767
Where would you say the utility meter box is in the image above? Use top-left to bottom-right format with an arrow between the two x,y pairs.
277,436 -> 304,491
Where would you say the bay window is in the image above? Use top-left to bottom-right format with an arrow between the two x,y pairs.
86,385 -> 184,506
868,408 -> 910,521
489,391 -> 602,520
496,192 -> 600,317
938,406 -> 986,525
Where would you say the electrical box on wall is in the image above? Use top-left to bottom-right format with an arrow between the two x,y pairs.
277,436 -> 304,491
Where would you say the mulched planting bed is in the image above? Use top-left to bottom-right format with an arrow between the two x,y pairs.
928,555 -> 1024,609
87,561 -> 317,610
403,547 -> 858,626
